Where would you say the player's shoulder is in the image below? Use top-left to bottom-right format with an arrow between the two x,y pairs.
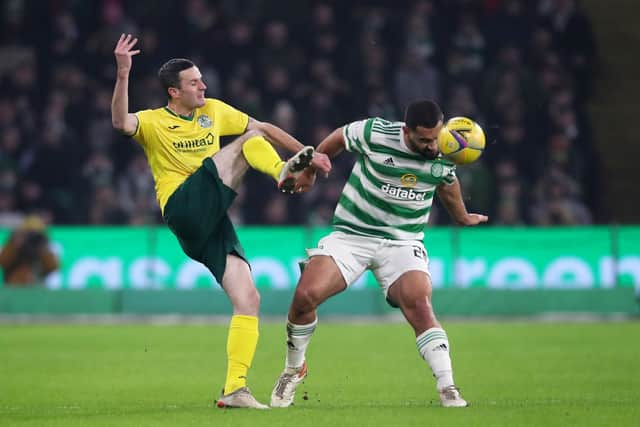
356,117 -> 403,132
370,117 -> 403,129
202,98 -> 244,115
345,116 -> 399,130
371,116 -> 396,125
136,106 -> 165,119
204,98 -> 231,110
204,98 -> 219,107
368,117 -> 403,141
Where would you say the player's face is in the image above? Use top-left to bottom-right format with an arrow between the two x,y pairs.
176,66 -> 207,109
403,122 -> 443,159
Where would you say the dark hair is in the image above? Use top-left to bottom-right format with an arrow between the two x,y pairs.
157,58 -> 195,99
404,100 -> 444,130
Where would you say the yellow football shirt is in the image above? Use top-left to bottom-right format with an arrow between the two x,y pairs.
132,98 -> 248,212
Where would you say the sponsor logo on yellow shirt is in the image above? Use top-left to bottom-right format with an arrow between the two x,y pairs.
172,132 -> 214,152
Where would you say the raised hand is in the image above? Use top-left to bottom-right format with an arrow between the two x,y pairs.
114,33 -> 140,75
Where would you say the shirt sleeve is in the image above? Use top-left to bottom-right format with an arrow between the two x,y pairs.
213,99 -> 249,136
132,110 -> 151,146
442,164 -> 457,185
342,118 -> 374,154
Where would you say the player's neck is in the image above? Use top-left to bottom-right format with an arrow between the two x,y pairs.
166,102 -> 195,119
401,131 -> 412,152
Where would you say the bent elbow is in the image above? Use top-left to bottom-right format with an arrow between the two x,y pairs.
112,119 -> 124,131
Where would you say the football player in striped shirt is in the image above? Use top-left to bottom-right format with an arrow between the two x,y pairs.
271,100 -> 487,408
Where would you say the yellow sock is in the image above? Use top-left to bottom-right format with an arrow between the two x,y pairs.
242,136 -> 285,181
224,314 -> 259,395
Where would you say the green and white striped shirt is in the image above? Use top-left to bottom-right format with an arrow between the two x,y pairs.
333,117 -> 456,241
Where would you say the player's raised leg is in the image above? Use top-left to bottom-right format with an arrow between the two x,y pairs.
387,271 -> 468,408
276,145 -> 315,193
215,254 -> 268,409
212,130 -> 314,193
270,255 -> 347,407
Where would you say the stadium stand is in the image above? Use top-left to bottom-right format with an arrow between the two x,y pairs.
0,0 -> 599,226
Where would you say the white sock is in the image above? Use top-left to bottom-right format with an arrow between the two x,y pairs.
285,318 -> 317,369
417,327 -> 455,390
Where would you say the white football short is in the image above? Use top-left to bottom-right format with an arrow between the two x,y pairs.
306,231 -> 431,297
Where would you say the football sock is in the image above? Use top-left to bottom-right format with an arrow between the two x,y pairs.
241,136 -> 285,181
416,327 -> 455,390
224,315 -> 259,395
285,318 -> 317,369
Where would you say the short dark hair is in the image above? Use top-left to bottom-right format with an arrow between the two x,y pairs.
157,58 -> 195,99
404,100 -> 444,130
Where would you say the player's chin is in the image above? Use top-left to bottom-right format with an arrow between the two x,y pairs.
422,150 -> 438,160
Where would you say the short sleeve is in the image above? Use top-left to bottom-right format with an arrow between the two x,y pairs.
342,118 -> 374,154
442,164 -> 457,185
132,110 -> 152,146
212,99 -> 249,136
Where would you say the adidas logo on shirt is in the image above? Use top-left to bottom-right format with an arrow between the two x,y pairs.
383,157 -> 395,166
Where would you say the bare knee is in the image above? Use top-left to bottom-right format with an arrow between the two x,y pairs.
212,129 -> 265,163
405,295 -> 432,312
288,256 -> 345,323
233,286 -> 261,315
238,129 -> 264,144
222,255 -> 261,315
212,131 -> 263,189
247,286 -> 261,310
400,297 -> 440,333
291,286 -> 321,317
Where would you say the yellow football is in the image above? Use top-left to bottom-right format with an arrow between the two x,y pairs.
437,117 -> 486,165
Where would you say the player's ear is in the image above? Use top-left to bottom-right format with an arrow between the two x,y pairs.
168,86 -> 179,99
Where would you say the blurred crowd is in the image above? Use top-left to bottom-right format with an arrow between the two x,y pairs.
0,0 -> 598,227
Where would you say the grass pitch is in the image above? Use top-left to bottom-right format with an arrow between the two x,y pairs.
1,321 -> 638,427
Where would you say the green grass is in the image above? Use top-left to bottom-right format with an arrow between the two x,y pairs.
1,322 -> 639,427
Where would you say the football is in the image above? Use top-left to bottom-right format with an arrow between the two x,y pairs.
437,117 -> 486,164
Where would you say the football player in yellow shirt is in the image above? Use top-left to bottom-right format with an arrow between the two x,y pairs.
111,34 -> 331,409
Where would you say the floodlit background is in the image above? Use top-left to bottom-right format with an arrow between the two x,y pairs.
1,2 -> 639,426
0,0 -> 638,314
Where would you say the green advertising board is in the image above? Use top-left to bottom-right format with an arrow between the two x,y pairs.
0,226 -> 638,290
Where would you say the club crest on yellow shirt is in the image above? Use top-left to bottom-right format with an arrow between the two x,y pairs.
197,114 -> 212,128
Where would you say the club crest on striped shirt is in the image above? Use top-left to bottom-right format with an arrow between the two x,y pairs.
400,173 -> 417,188
430,163 -> 444,178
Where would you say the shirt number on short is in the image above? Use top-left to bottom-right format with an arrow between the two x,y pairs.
412,246 -> 426,260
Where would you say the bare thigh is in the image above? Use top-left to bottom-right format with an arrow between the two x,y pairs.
289,255 -> 347,323
212,130 -> 263,191
387,270 -> 440,335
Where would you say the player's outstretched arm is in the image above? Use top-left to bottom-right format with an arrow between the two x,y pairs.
436,179 -> 488,226
246,119 -> 331,174
111,33 -> 140,136
294,126 -> 346,192
314,127 -> 347,160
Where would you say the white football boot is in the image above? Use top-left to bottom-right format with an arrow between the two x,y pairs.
216,387 -> 269,409
270,362 -> 308,407
439,385 -> 468,407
